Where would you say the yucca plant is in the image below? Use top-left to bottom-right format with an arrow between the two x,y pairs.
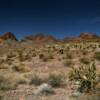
69,64 -> 99,92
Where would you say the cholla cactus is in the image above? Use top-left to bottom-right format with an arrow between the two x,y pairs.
69,63 -> 99,92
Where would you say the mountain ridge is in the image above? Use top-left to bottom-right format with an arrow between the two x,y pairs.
0,32 -> 100,43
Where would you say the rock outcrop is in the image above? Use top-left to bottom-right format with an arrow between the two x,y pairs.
0,32 -> 17,43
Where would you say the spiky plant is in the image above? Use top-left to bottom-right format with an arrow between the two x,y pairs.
69,64 -> 99,92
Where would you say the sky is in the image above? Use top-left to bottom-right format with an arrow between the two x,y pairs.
0,0 -> 100,39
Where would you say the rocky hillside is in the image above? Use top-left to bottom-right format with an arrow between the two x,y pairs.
22,33 -> 58,44
79,32 -> 99,39
0,32 -> 99,43
0,32 -> 17,43
63,32 -> 100,42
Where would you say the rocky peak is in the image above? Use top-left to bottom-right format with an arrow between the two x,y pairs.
2,32 -> 17,40
0,32 -> 17,43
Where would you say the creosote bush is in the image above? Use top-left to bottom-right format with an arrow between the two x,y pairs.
30,74 -> 43,86
59,49 -> 64,54
13,64 -> 30,73
82,50 -> 88,55
64,59 -> 73,67
0,75 -> 17,90
69,64 -> 99,92
32,52 -> 37,57
39,53 -> 54,62
48,73 -> 65,87
39,54 -> 44,59
66,53 -> 73,59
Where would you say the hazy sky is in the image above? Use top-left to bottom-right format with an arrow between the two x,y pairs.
0,0 -> 100,39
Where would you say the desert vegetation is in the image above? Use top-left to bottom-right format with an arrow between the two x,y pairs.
0,32 -> 99,100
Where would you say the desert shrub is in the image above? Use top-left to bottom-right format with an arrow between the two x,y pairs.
18,50 -> 24,61
94,52 -> 100,61
82,50 -> 88,55
48,73 -> 65,87
13,64 -> 30,73
69,64 -> 99,92
99,44 -> 100,48
0,75 -> 17,90
59,49 -> 64,54
30,74 -> 43,86
47,53 -> 54,59
66,46 -> 70,50
39,53 -> 53,62
17,77 -> 29,85
0,96 -> 3,100
32,53 -> 37,57
80,57 -> 90,65
64,59 -> 73,67
66,53 -> 73,59
39,54 -> 44,59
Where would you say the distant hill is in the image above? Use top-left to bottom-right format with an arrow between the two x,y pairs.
0,32 -> 99,44
22,33 -> 58,44
79,32 -> 99,39
0,32 -> 17,43
63,32 -> 100,42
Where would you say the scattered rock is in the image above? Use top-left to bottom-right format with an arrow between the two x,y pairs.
35,83 -> 54,95
71,91 -> 81,97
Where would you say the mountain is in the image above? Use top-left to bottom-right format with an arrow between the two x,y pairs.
0,32 -> 99,44
22,33 -> 58,44
79,32 -> 99,39
0,32 -> 17,43
63,32 -> 100,42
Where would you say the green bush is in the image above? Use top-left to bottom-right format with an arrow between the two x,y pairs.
69,64 -> 99,92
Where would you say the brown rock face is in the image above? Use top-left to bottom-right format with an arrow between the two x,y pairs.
79,32 -> 98,39
0,32 -> 17,42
